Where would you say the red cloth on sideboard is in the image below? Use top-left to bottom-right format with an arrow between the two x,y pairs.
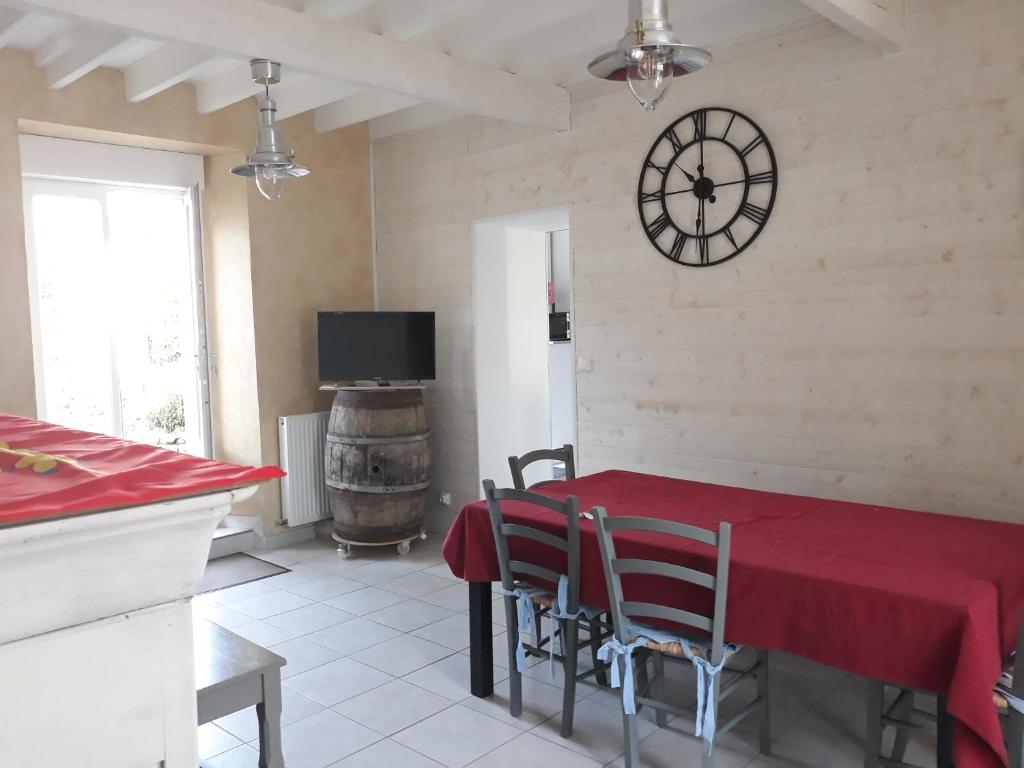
0,414 -> 283,525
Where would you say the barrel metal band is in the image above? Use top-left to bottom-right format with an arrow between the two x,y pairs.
326,431 -> 430,446
326,479 -> 431,494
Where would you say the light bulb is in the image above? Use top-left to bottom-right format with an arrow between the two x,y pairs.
627,49 -> 672,111
255,166 -> 287,201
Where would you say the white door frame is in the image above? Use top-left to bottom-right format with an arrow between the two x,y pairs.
470,206 -> 577,489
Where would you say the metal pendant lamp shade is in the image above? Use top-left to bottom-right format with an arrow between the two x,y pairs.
231,60 -> 309,201
588,0 -> 711,111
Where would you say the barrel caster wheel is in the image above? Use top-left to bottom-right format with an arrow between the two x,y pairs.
419,531 -> 428,541
397,541 -> 411,556
337,543 -> 351,557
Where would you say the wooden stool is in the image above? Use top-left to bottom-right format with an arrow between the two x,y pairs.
195,619 -> 286,768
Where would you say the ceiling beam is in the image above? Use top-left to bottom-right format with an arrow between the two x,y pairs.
315,91 -> 420,133
797,0 -> 905,53
273,75 -> 361,120
368,103 -> 466,141
123,44 -> 214,102
0,8 -> 26,46
300,0 -> 376,20
195,62 -> 262,114
349,0 -> 487,40
43,27 -> 137,88
192,0 -> 486,118
438,0 -> 619,58
32,30 -> 70,66
11,0 -> 570,130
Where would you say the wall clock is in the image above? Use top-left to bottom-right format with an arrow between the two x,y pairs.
637,107 -> 778,267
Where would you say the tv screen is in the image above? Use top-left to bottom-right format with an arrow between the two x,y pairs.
317,311 -> 435,382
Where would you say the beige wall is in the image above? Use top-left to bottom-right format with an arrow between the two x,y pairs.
0,49 -> 374,532
373,0 -> 1024,529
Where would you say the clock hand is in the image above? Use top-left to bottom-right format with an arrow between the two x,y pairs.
705,178 -> 748,190
672,160 -> 696,183
663,178 -> 752,199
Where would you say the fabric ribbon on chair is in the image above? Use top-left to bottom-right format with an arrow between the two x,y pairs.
545,575 -> 605,680
597,635 -> 649,711
503,577 -> 603,679
599,620 -> 736,755
500,584 -> 549,672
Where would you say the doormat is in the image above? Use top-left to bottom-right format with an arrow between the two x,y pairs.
198,553 -> 289,594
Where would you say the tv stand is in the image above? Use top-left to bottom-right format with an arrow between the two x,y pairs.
323,386 -> 430,556
319,381 -> 427,392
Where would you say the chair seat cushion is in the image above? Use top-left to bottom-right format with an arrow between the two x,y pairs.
637,636 -> 739,661
528,592 -> 604,620
994,689 -> 1009,711
529,592 -> 556,608
626,619 -> 739,661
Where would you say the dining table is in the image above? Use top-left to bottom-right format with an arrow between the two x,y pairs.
442,469 -> 1024,768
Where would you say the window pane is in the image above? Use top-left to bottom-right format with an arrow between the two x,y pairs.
106,189 -> 202,455
30,192 -> 114,435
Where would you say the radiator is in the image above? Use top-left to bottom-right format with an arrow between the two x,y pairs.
278,412 -> 331,527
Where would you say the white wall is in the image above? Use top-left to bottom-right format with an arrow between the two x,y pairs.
548,341 -> 574,449
473,223 -> 551,490
550,229 -> 572,314
377,0 -> 1024,529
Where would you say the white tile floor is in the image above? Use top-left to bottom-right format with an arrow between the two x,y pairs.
194,536 -> 937,768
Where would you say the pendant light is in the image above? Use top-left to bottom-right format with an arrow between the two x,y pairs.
230,60 -> 309,201
587,0 -> 711,112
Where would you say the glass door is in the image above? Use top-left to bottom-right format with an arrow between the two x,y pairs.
23,178 -> 212,457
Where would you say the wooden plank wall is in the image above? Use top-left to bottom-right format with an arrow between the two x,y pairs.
372,0 -> 1024,529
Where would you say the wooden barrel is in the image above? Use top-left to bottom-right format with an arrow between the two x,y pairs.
325,389 -> 430,544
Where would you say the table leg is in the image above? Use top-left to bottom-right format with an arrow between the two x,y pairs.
864,679 -> 883,768
469,581 -> 493,698
257,670 -> 285,768
936,696 -> 953,768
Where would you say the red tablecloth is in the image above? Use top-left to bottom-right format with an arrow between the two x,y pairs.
443,470 -> 1024,768
0,414 -> 283,525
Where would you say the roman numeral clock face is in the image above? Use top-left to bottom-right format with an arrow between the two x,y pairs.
638,108 -> 778,267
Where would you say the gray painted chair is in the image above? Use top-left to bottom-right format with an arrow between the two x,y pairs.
593,507 -> 771,768
865,627 -> 1023,768
508,444 -> 576,490
483,479 -> 610,737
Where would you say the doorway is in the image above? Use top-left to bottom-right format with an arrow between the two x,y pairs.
472,207 -> 576,489
21,143 -> 211,457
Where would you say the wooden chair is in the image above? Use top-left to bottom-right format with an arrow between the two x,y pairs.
865,627 -> 1023,768
508,444 -> 576,490
483,479 -> 610,737
593,508 -> 771,768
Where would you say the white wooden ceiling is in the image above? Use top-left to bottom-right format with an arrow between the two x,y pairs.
0,0 -> 825,139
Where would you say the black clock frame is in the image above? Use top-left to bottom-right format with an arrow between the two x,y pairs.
637,107 -> 778,268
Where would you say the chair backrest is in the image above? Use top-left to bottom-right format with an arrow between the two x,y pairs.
508,444 -> 577,490
483,479 -> 581,612
593,508 -> 732,666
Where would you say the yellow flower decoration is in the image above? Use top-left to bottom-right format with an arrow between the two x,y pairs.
0,441 -> 76,474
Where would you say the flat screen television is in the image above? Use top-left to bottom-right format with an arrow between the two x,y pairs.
317,311 -> 435,382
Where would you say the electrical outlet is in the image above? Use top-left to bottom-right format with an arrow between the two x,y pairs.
438,492 -> 452,506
